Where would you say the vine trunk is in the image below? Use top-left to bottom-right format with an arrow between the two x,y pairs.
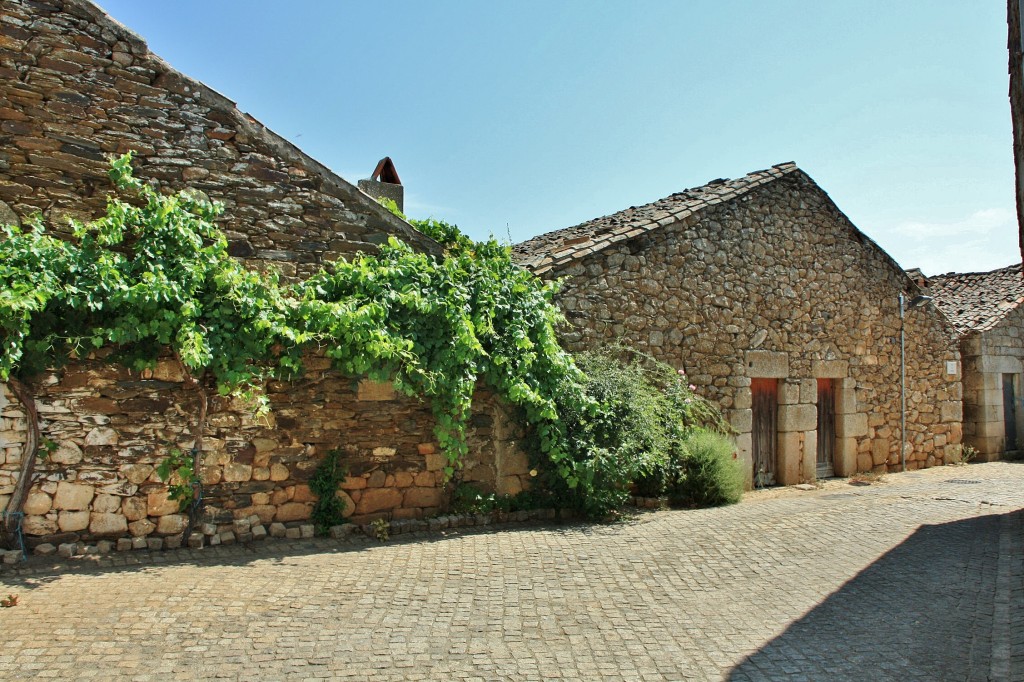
180,361 -> 208,545
3,377 -> 39,540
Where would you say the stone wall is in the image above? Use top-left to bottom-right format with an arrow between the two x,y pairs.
961,304 -> 1024,459
541,171 -> 962,483
0,0 -> 438,282
0,1 -> 543,551
0,356 -> 533,548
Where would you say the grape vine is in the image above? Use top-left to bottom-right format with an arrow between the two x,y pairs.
0,153 -> 601,520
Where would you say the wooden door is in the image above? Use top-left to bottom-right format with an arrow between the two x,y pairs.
816,379 -> 835,478
751,378 -> 778,486
1004,374 -> 1017,452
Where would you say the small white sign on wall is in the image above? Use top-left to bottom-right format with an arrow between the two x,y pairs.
945,361 -> 958,376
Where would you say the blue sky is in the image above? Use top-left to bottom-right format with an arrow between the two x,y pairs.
98,1 -> 1015,276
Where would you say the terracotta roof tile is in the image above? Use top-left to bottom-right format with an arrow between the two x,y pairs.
928,263 -> 1024,334
513,162 -> 799,270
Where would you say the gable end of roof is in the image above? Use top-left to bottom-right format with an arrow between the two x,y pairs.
512,163 -> 799,274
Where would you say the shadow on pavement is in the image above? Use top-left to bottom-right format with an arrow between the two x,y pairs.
728,508 -> 1022,681
0,513 -> 605,591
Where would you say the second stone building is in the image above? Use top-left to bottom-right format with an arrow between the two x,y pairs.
514,163 -> 962,485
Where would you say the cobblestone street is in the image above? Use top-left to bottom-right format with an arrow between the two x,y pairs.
1,462 -> 1022,681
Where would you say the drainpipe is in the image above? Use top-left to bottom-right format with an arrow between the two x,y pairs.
900,293 -> 907,472
900,293 -> 933,472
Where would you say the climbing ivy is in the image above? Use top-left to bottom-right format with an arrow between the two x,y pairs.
292,233 -> 589,479
342,199 -> 596,485
1,153 -> 302,521
0,154 -> 604,518
88,153 -> 300,395
1,152 -> 300,392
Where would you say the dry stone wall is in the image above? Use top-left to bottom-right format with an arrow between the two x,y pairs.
961,305 -> 1024,458
0,356 -> 532,548
0,0 -> 534,551
0,0 -> 438,282
543,172 -> 962,482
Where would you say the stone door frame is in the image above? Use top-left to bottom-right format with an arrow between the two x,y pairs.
964,354 -> 1024,459
732,352 -> 863,487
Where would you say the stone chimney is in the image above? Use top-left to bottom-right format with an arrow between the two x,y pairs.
358,157 -> 404,213
905,267 -> 930,293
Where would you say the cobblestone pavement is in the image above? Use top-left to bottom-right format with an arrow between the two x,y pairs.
2,462 -> 1023,681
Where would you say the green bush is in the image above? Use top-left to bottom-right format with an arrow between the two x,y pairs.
667,430 -> 744,508
522,346 -> 732,518
576,352 -> 672,493
309,448 -> 349,534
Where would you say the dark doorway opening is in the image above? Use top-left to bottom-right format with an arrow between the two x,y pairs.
1003,373 -> 1018,452
816,379 -> 835,478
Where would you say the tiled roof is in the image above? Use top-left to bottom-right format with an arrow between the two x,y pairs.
928,263 -> 1024,334
512,162 -> 800,274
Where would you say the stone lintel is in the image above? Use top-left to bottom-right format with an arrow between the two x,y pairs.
811,360 -> 849,378
744,351 -> 789,379
976,355 -> 1022,374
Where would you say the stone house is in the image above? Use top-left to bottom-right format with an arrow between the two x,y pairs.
0,0 -> 532,550
927,263 -> 1024,460
514,163 -> 963,486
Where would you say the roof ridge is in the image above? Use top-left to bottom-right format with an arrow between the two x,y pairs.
512,162 -> 801,273
930,262 -> 1022,281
